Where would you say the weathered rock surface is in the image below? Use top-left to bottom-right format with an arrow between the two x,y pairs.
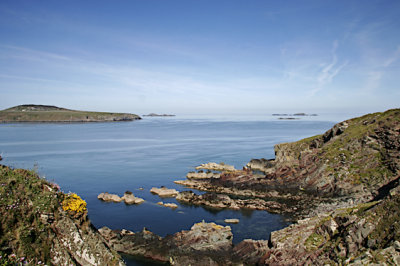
150,187 -> 179,197
246,158 -> 275,173
195,162 -> 236,171
260,195 -> 400,265
232,239 -> 270,265
186,171 -> 220,179
99,221 -> 235,264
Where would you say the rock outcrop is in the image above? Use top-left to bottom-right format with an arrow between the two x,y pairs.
0,165 -> 124,265
176,191 -> 293,213
186,171 -> 220,179
260,194 -> 400,265
99,221 -> 235,265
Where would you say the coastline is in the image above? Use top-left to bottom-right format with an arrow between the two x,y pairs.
1,109 -> 399,264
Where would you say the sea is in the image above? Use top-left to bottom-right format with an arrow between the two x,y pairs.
0,113 -> 357,265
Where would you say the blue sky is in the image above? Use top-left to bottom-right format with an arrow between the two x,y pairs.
0,0 -> 399,115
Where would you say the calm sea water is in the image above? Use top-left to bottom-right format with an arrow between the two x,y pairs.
0,115 -> 343,265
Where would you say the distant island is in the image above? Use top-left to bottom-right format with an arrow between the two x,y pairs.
272,113 -> 318,116
143,113 -> 176,117
273,113 -> 318,120
0,104 -> 141,123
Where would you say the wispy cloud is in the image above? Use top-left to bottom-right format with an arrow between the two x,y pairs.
0,45 -> 71,61
310,40 -> 348,96
383,46 -> 400,67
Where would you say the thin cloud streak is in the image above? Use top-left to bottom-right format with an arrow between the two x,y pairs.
309,41 -> 348,97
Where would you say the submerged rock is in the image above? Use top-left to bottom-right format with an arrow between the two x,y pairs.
157,201 -> 178,209
150,187 -> 179,197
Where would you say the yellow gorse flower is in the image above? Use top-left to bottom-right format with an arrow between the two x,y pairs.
62,193 -> 87,213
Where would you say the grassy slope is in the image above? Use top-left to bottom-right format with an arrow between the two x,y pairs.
0,166 -> 64,264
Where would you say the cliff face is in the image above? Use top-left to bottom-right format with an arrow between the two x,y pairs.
0,165 -> 124,265
248,109 -> 400,198
0,104 -> 141,122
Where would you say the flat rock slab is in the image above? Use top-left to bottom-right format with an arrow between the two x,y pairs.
195,162 -> 235,171
150,187 -> 179,197
224,218 -> 240,224
98,192 -> 123,203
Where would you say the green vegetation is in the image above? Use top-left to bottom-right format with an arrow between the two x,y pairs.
0,104 -> 141,122
305,232 -> 325,251
0,165 -> 79,264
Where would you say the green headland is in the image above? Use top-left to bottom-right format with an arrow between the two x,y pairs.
0,104 -> 141,123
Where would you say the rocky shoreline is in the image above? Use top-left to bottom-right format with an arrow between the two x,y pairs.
102,108 -> 400,264
1,108 -> 399,265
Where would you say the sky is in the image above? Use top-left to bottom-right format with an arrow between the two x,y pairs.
0,0 -> 399,115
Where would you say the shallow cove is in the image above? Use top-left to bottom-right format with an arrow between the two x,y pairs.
0,115 -> 337,264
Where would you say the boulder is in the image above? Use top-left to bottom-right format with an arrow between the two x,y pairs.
122,191 -> 144,204
97,192 -> 123,203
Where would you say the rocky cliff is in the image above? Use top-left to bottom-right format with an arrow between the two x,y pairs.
249,108 -> 400,198
0,165 -> 125,265
0,104 -> 141,122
